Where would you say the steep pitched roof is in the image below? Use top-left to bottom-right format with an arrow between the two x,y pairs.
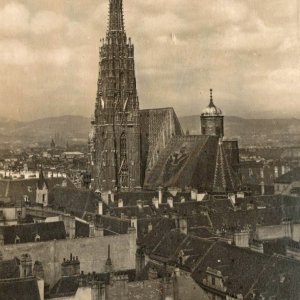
2,221 -> 66,244
0,177 -> 76,204
48,187 -> 101,218
0,258 -> 20,279
144,135 -> 240,192
0,277 -> 41,300
274,167 -> 300,184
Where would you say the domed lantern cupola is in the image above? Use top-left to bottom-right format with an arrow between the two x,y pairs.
201,89 -> 224,138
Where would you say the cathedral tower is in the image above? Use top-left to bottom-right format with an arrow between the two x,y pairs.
201,89 -> 224,138
90,0 -> 141,192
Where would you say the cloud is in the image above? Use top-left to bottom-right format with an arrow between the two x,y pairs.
30,10 -> 67,34
0,0 -> 300,120
0,2 -> 29,35
0,40 -> 72,66
0,2 -> 68,36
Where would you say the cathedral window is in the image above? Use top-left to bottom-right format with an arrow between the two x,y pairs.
120,132 -> 127,159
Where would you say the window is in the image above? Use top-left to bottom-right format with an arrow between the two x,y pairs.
42,194 -> 46,203
212,276 -> 216,286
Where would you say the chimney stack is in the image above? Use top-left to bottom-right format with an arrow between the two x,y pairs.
98,201 -> 103,215
167,197 -> 174,208
152,197 -> 159,209
118,199 -> 123,208
158,187 -> 163,204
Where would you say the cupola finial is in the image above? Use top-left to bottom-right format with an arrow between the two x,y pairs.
210,89 -> 213,105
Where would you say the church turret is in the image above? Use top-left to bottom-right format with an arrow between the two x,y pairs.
91,0 -> 141,192
36,167 -> 48,206
105,244 -> 113,273
201,89 -> 224,138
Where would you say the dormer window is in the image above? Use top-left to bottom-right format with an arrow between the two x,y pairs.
24,195 -> 29,203
27,186 -> 32,193
15,235 -> 20,244
34,234 -> 40,242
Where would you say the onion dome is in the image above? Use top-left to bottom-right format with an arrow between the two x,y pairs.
201,89 -> 222,116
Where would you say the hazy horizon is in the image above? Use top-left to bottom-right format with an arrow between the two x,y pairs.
1,0 -> 300,121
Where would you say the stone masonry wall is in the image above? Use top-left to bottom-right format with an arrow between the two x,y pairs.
2,231 -> 136,287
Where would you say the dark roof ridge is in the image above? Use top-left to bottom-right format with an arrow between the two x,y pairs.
244,255 -> 274,299
192,240 -> 218,273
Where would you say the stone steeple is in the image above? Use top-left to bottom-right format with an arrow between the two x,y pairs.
91,0 -> 141,192
108,0 -> 125,34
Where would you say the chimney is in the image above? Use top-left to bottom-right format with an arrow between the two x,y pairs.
152,197 -> 159,209
167,197 -> 174,208
20,254 -> 33,278
158,187 -> 163,204
260,181 -> 265,195
137,200 -> 143,209
33,261 -> 44,280
179,217 -> 187,235
61,254 -> 80,277
233,231 -> 250,248
174,267 -> 180,278
98,201 -> 103,215
135,247 -> 145,281
131,217 -> 138,230
191,189 -> 197,201
118,199 -> 123,208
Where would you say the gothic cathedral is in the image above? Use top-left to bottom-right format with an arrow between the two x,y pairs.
90,0 -> 141,192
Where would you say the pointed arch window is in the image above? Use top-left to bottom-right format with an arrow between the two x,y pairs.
120,132 -> 127,160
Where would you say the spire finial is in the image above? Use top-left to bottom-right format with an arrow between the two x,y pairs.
107,0 -> 125,34
210,89 -> 213,102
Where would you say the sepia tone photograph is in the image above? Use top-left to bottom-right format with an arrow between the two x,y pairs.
0,0 -> 300,299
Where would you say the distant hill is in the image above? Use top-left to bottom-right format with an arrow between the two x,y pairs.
0,114 -> 300,147
180,115 -> 300,147
0,115 -> 91,146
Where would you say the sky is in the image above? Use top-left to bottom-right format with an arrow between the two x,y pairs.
0,0 -> 300,121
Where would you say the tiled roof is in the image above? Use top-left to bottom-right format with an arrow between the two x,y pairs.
274,167 -> 300,184
49,276 -> 79,298
2,221 -> 66,244
138,218 -> 176,253
48,187 -> 101,218
96,215 -> 130,235
0,258 -> 20,279
192,242 -> 272,297
0,277 -> 41,300
144,135 -> 240,192
49,272 -> 111,298
151,229 -> 187,262
140,107 -> 183,180
0,177 -> 75,204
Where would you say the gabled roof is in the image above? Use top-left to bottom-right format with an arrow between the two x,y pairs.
2,221 -> 66,244
274,167 -> 300,184
144,135 -> 240,192
0,258 -> 20,279
0,277 -> 41,300
48,187 -> 101,218
0,177 -> 76,204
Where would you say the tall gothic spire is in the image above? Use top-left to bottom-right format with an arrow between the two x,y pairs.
108,0 -> 125,34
